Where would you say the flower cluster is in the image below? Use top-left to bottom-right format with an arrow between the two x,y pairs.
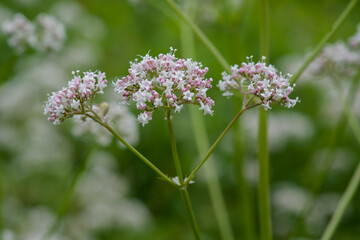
35,14 -> 66,52
113,48 -> 215,126
308,42 -> 360,77
218,56 -> 299,110
2,13 -> 65,53
2,14 -> 36,53
44,70 -> 108,125
308,25 -> 360,77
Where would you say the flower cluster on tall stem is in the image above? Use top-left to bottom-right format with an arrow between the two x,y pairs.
218,56 -> 299,110
113,48 -> 215,126
43,70 -> 107,125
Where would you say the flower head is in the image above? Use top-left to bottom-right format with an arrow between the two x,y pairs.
113,48 -> 215,126
2,13 -> 65,54
2,14 -> 36,53
44,70 -> 108,124
308,42 -> 360,76
35,14 -> 66,52
218,56 -> 299,110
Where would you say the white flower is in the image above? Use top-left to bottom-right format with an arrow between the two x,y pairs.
171,176 -> 195,186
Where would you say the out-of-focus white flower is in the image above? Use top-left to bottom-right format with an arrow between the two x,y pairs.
272,182 -> 310,214
113,47 -> 215,126
35,14 -> 66,52
2,13 -> 36,53
69,151 -> 152,236
2,13 -> 66,53
242,111 -> 314,151
72,103 -> 139,147
349,24 -> 360,48
218,56 -> 299,110
308,42 -> 360,76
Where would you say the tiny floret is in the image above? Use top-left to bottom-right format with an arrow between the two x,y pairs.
44,70 -> 108,124
218,56 -> 299,110
171,176 -> 195,186
113,48 -> 215,126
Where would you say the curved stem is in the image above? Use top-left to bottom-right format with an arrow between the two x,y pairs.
166,110 -> 184,183
165,0 -> 230,71
290,0 -> 359,84
166,110 -> 202,240
184,107 -> 248,185
179,1 -> 235,239
87,114 -> 176,187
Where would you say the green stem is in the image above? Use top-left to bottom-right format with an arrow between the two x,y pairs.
290,0 -> 359,84
185,106 -> 256,186
179,1 -> 235,238
166,110 -> 184,183
180,189 -> 202,240
42,145 -> 95,240
258,0 -> 272,239
320,163 -> 360,240
190,107 -> 235,240
165,0 -> 230,71
166,110 -> 202,240
88,114 -> 176,187
258,109 -> 272,240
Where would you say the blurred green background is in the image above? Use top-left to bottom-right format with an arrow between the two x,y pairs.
0,0 -> 360,239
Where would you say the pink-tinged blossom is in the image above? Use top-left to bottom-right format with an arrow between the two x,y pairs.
218,56 -> 299,110
113,48 -> 215,126
44,70 -> 108,124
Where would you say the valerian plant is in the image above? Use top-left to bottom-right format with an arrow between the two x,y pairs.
44,47 -> 299,239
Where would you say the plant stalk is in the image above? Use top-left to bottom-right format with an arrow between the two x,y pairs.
166,110 -> 202,240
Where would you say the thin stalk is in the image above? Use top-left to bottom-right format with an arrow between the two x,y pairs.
290,0 -> 359,84
166,110 -> 202,240
258,109 -> 272,240
180,1 -> 235,238
165,0 -> 230,71
190,106 -> 235,240
258,0 -> 272,239
320,163 -> 360,240
166,110 -> 184,183
180,189 -> 202,240
87,114 -> 176,187
42,145 -> 95,240
185,106 -> 253,185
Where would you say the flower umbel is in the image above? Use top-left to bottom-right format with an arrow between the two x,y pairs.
113,48 -> 215,126
44,70 -> 108,124
218,56 -> 299,110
